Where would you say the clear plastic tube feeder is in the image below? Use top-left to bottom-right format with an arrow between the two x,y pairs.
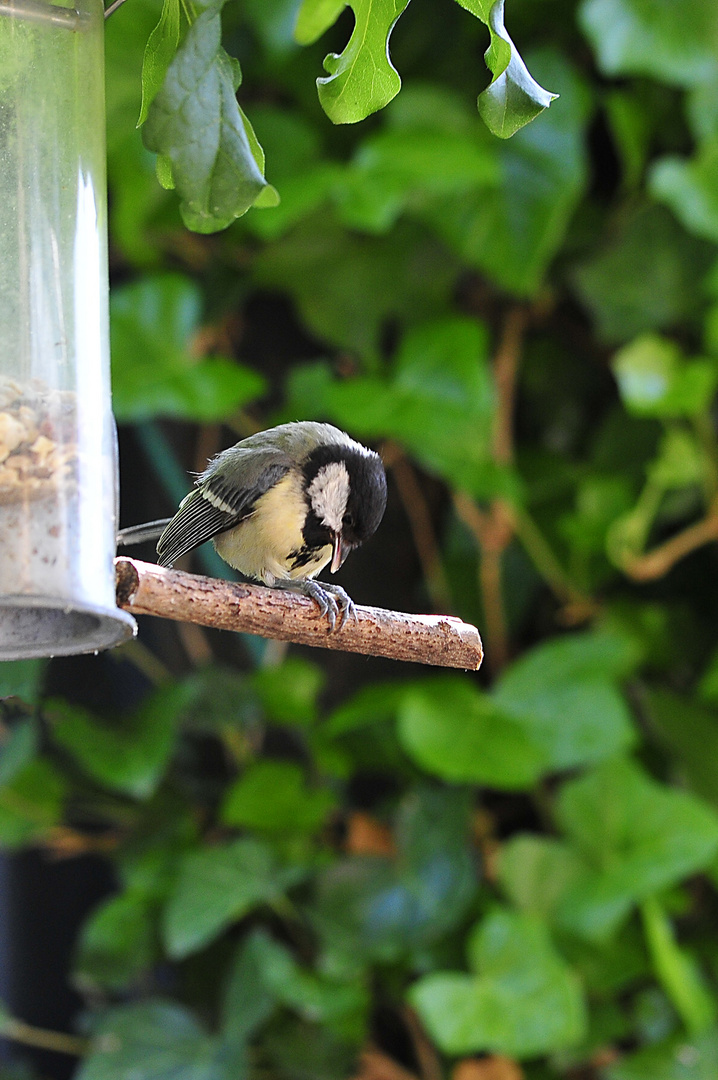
0,0 -> 136,657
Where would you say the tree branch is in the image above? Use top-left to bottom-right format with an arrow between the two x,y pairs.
115,558 -> 483,670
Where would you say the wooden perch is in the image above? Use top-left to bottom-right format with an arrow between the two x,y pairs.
115,558 -> 483,670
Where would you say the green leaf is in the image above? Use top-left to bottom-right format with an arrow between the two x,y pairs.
579,0 -> 718,87
255,217 -> 459,360
223,928 -> 367,1037
336,124 -> 498,233
640,896 -> 716,1035
77,1000 -> 246,1080
0,759 -> 66,847
612,335 -> 718,419
647,428 -> 708,490
605,1028 -> 718,1080
285,317 -> 512,498
0,719 -> 38,789
0,660 -> 45,704
475,0 -> 558,138
138,0 -> 181,127
422,50 -> 590,295
74,892 -> 156,993
49,684 -> 186,799
325,681 -> 407,736
111,275 -> 265,422
314,787 -> 477,963
163,838 -> 304,958
294,0 -> 346,45
220,760 -> 336,834
496,834 -> 586,920
409,908 -> 587,1058
491,628 -> 638,771
143,2 -> 272,232
650,138 -> 718,246
645,690 -> 718,806
251,658 -> 325,727
221,930 -> 277,1044
572,204 -> 716,345
604,89 -> 652,192
315,0 -> 411,124
555,757 -> 718,940
397,677 -> 547,788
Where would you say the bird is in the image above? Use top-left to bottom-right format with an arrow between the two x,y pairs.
117,422 -> 387,630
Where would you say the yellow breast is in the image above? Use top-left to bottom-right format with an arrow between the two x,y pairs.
212,471 -> 331,584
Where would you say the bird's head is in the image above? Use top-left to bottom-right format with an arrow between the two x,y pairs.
303,443 -> 387,572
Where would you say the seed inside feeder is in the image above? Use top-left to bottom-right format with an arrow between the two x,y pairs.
0,376 -> 81,597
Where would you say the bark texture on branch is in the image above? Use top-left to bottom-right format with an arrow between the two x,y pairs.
115,558 -> 483,670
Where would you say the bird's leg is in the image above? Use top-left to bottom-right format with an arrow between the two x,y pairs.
273,579 -> 356,631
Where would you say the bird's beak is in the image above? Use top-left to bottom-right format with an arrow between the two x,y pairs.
330,532 -> 343,574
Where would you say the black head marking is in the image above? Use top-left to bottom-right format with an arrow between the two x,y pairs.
302,442 -> 387,554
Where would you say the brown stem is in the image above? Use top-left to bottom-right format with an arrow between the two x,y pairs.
1,1017 -> 87,1057
402,1006 -> 444,1080
453,494 -> 513,673
116,558 -> 483,671
385,443 -> 452,612
492,306 -> 528,466
622,511 -> 718,581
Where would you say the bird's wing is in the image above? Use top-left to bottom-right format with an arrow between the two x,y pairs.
156,450 -> 291,567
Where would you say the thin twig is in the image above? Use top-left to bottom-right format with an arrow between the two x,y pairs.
384,442 -> 452,612
492,306 -> 528,466
453,493 -> 512,673
402,1006 -> 444,1080
115,558 -> 483,670
1,1017 -> 87,1057
621,511 -> 718,582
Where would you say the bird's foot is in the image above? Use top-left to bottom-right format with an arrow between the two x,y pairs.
275,579 -> 356,631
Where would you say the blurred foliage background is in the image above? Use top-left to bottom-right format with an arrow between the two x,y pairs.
5,0 -> 718,1078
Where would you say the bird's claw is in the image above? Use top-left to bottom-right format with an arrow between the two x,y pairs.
277,580 -> 356,631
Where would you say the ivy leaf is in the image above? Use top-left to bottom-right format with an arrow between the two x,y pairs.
605,1028 -> 718,1080
74,892 -> 156,993
111,275 -> 266,422
0,718 -> 38,788
221,760 -> 336,835
294,0 -> 347,45
491,627 -> 638,771
48,684 -> 187,800
422,50 -> 589,295
314,787 -> 477,965
316,0 -> 411,124
650,137 -> 718,246
163,838 -> 305,958
572,204 -> 716,344
612,335 -> 718,419
480,0 -> 558,137
0,660 -> 45,704
409,908 -> 587,1058
555,757 -> 718,940
579,0 -> 718,88
77,1001 -> 247,1080
138,0 -> 181,127
454,0 -> 557,136
0,759 -> 66,847
143,0 -> 275,232
397,677 -> 547,789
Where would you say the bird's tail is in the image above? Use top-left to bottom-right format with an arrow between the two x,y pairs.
116,519 -> 173,548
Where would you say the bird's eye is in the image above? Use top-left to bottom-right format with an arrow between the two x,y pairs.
343,513 -> 354,528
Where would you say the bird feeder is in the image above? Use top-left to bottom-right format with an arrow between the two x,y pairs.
0,0 -> 135,657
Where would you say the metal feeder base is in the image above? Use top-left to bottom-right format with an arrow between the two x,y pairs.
0,596 -> 136,660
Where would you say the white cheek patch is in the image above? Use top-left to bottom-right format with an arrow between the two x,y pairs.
308,461 -> 350,533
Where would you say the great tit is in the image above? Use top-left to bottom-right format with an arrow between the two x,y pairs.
119,422 -> 387,629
